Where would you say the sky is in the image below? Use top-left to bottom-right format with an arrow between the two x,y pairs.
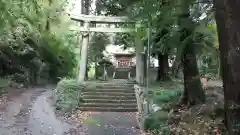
67,0 -> 96,15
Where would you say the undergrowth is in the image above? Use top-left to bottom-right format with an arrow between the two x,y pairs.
0,78 -> 11,93
143,82 -> 184,134
143,81 -> 226,134
53,78 -> 84,112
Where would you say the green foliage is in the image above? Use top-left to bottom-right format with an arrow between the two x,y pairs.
10,72 -> 30,85
40,33 -> 77,80
143,90 -> 183,133
143,111 -> 172,134
54,78 -> 84,112
154,90 -> 183,105
88,32 -> 109,63
0,0 -> 76,85
0,78 -> 11,93
114,33 -> 135,48
0,0 -> 69,44
95,0 -> 138,16
0,33 -> 77,84
198,55 -> 220,78
88,65 -> 96,79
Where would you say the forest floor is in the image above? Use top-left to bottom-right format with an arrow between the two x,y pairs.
168,80 -> 226,135
0,84 -> 141,135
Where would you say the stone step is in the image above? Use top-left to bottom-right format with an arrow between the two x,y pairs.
83,89 -> 135,93
81,103 -> 137,108
95,83 -> 134,87
82,91 -> 135,96
95,85 -> 134,89
83,95 -> 136,100
83,99 -> 137,104
79,107 -> 138,112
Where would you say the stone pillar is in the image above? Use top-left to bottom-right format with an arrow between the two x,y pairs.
78,21 -> 90,82
135,33 -> 144,85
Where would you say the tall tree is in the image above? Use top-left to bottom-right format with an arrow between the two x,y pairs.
153,29 -> 171,81
214,0 -> 240,134
174,0 -> 206,105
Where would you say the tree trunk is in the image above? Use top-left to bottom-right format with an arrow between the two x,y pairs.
156,53 -> 170,81
171,61 -> 181,78
214,0 -> 240,134
179,7 -> 205,105
81,0 -> 90,15
181,44 -> 205,105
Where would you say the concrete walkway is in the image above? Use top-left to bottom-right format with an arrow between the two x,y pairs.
0,86 -> 141,135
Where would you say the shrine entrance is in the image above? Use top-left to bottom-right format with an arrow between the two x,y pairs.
69,13 -> 145,85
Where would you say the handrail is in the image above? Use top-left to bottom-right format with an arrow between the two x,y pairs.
134,84 -> 156,130
134,85 -> 152,115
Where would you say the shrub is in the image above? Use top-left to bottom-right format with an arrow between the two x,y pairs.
53,78 -> 84,112
142,90 -> 183,134
0,33 -> 77,85
40,33 -> 77,81
143,111 -> 172,134
154,90 -> 183,106
0,78 -> 11,93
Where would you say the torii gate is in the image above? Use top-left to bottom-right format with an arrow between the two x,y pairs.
69,14 -> 145,84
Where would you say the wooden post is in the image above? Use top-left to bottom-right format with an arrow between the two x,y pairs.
78,21 -> 90,82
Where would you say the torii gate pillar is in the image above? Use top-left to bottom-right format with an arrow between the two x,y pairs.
78,21 -> 90,82
135,32 -> 144,85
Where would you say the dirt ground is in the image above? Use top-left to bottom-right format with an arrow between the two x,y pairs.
168,80 -> 225,135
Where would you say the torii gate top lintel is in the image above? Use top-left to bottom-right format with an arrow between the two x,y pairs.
70,14 -> 134,23
69,13 -> 136,33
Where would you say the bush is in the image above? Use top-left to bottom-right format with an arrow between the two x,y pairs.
40,33 -> 77,81
142,90 -> 183,134
154,90 -> 183,105
0,33 -> 77,85
0,78 -> 11,93
53,78 -> 84,112
143,111 -> 172,134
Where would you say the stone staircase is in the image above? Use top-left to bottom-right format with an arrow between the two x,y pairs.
113,69 -> 129,79
80,80 -> 137,112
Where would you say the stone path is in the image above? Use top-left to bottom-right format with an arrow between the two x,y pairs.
65,112 -> 140,135
0,86 -> 141,135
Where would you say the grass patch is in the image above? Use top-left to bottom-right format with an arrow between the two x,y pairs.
149,79 -> 183,92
